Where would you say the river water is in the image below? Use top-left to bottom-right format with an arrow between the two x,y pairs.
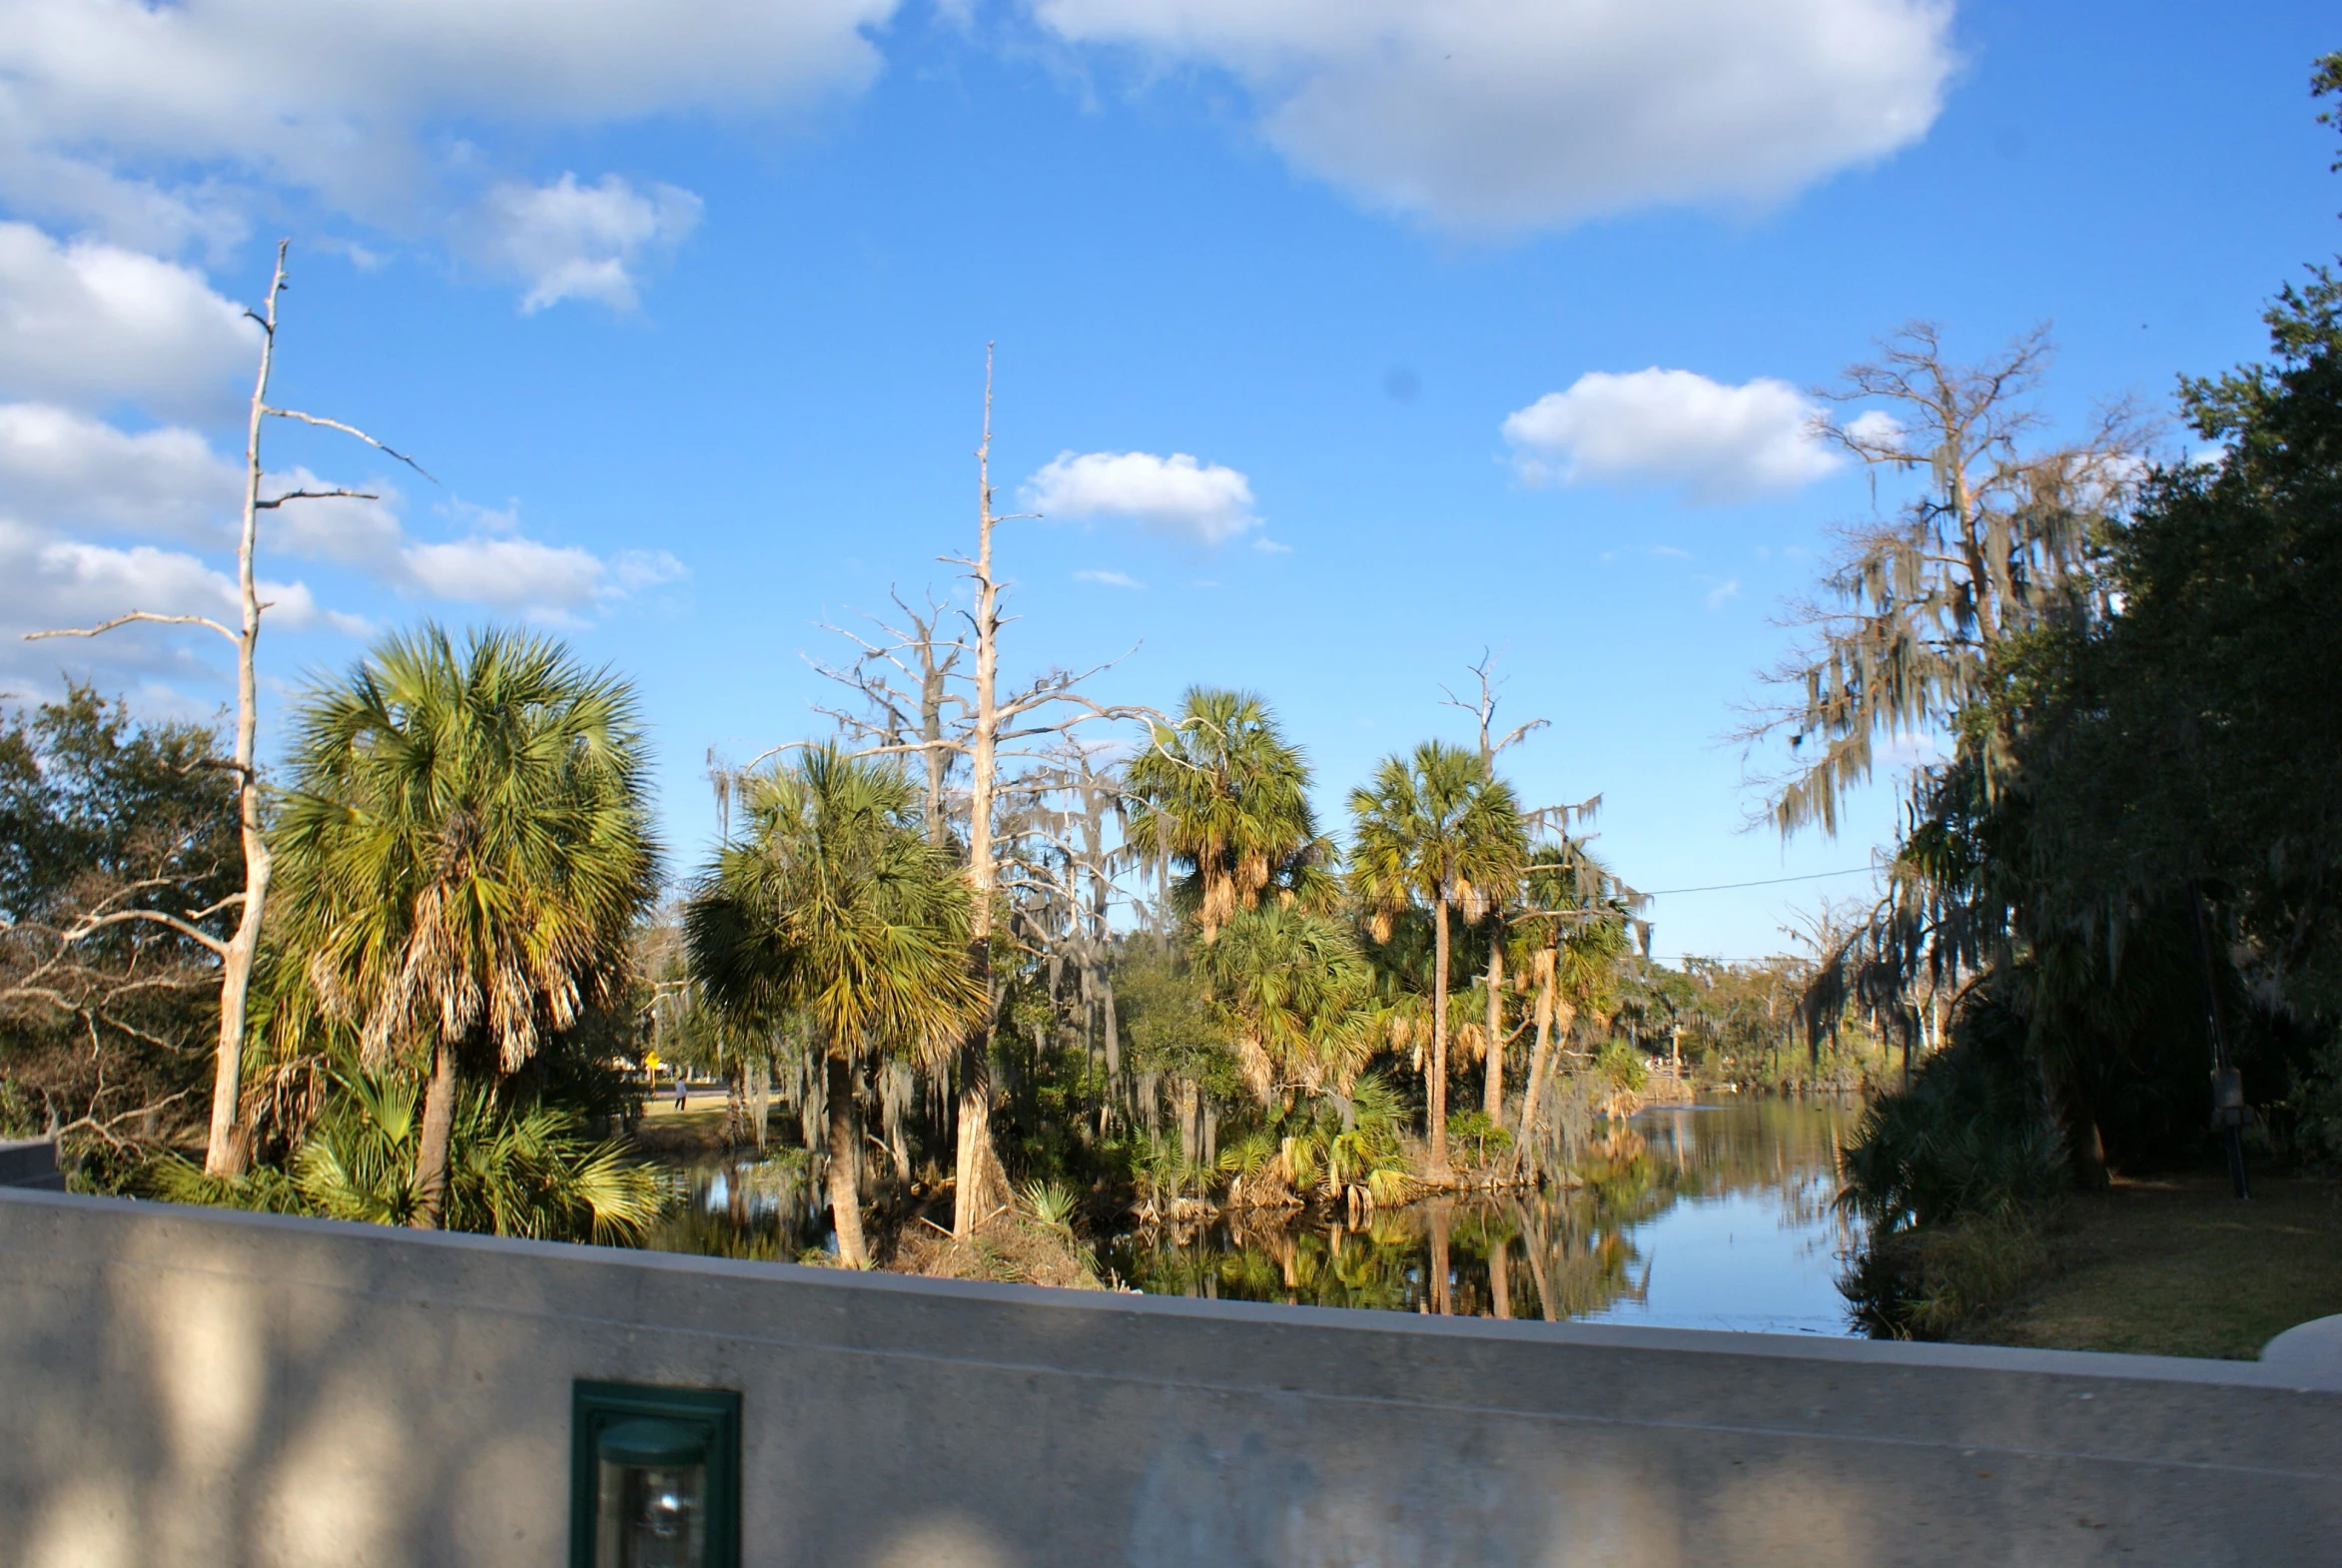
644,1098 -> 1866,1334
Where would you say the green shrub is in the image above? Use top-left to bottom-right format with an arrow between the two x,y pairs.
1841,1213 -> 2052,1339
1839,1017 -> 2066,1233
1444,1109 -> 1514,1168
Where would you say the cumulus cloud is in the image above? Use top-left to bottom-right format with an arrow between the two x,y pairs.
1027,0 -> 1953,232
262,482 -> 686,619
257,469 -> 409,568
0,223 -> 258,418
475,174 -> 704,313
0,402 -> 685,659
0,515 -> 356,689
0,0 -> 893,243
0,401 -> 239,540
1025,450 -> 1259,545
1502,369 -> 1839,502
403,536 -> 606,610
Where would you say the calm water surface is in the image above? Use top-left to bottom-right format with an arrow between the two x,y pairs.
645,1099 -> 1865,1334
1108,1099 -> 1865,1332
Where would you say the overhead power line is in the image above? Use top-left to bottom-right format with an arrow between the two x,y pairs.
1640,867 -> 1876,897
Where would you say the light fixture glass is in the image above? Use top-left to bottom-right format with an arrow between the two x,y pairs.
572,1382 -> 741,1568
595,1419 -> 709,1568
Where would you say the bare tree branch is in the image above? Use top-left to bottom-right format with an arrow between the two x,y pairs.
27,611 -> 239,646
255,487 -> 379,509
263,406 -> 436,483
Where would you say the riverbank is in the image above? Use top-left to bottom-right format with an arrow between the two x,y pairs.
1960,1171 -> 2342,1360
622,1091 -> 751,1157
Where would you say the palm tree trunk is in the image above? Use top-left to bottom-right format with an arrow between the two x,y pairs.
410,1039 -> 457,1228
1482,940 -> 1505,1127
825,1052 -> 869,1267
1428,895 -> 1452,1176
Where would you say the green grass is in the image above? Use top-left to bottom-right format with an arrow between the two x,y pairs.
1966,1172 -> 2342,1360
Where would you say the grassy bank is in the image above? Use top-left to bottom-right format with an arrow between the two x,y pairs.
1961,1172 -> 2342,1360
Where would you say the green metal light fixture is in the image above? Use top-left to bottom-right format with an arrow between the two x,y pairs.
571,1382 -> 741,1568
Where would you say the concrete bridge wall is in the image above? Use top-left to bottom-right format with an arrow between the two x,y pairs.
0,1185 -> 2336,1567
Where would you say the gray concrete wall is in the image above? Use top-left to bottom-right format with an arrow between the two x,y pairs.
0,1186 -> 2335,1568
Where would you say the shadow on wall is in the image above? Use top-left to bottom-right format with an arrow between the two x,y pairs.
0,1188 -> 2336,1568
14,1214 -> 572,1567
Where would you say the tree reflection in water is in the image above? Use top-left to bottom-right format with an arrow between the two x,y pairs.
643,1150 -> 820,1263
1106,1100 -> 1865,1326
634,1102 -> 1864,1330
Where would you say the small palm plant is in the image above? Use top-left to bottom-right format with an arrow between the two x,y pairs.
154,1063 -> 661,1243
1217,1073 -> 1414,1212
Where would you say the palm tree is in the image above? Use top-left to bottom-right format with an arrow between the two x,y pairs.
1126,688 -> 1326,940
272,626 -> 658,1228
1193,903 -> 1375,1108
684,745 -> 981,1268
1348,741 -> 1524,1177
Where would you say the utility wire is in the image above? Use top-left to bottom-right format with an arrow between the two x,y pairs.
1640,866 -> 1876,897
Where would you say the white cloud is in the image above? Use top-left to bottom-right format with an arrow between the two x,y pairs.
0,0 -> 893,244
1844,409 -> 1905,448
0,397 -> 684,651
1027,0 -> 1954,232
475,174 -> 704,314
402,535 -> 606,611
1074,568 -> 1144,588
0,516 -> 315,690
1704,578 -> 1740,609
609,549 -> 688,595
258,468 -> 409,568
1024,450 -> 1259,545
0,401 -> 238,541
0,223 -> 258,418
1502,369 -> 1839,502
272,486 -> 686,619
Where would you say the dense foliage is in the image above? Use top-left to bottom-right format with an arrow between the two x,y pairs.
1822,64 -> 2342,1333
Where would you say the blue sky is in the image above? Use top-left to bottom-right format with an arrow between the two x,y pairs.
0,0 -> 2334,959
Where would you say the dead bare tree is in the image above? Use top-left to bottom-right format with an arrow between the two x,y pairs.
26,240 -> 426,1175
800,347 -> 1153,1235
807,588 -> 969,848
